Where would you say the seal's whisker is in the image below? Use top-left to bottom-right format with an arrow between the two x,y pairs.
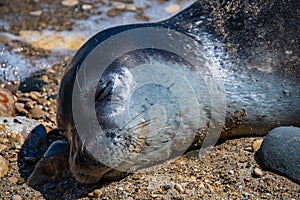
121,108 -> 148,129
128,119 -> 153,131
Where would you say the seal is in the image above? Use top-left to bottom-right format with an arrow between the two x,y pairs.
56,0 -> 300,184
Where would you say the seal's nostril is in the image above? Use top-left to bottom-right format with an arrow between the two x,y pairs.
105,131 -> 116,139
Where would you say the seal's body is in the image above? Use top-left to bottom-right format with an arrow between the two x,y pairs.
57,0 -> 300,183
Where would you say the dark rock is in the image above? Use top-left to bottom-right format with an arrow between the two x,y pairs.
19,76 -> 46,92
22,124 -> 48,160
26,140 -> 70,186
256,126 -> 300,184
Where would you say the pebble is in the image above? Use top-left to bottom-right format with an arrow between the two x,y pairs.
11,195 -> 22,200
164,4 -> 181,13
29,10 -> 42,16
61,0 -> 78,7
113,2 -> 126,10
253,168 -> 264,177
0,88 -> 15,117
252,139 -> 263,152
19,30 -> 86,50
30,105 -> 48,119
126,4 -> 137,11
15,103 -> 29,115
0,155 -> 8,178
244,177 -> 251,182
117,186 -> 124,191
93,189 -> 102,198
174,183 -> 184,193
25,101 -> 36,110
0,144 -> 7,152
256,126 -> 300,184
48,115 -> 56,123
174,159 -> 186,166
40,75 -> 49,83
8,176 -> 19,184
82,4 -> 92,11
29,91 -> 39,101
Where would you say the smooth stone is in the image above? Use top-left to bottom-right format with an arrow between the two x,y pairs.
164,4 -> 181,13
26,140 -> 70,186
29,10 -> 42,16
61,0 -> 79,7
15,103 -> 29,115
0,155 -> 8,178
253,167 -> 264,178
0,88 -> 15,117
29,105 -> 48,119
18,30 -> 85,51
256,126 -> 300,184
174,183 -> 184,193
0,144 -> 7,152
252,139 -> 263,152
11,195 -> 22,200
8,176 -> 19,183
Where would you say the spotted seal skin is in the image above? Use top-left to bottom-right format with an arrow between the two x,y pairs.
57,0 -> 300,184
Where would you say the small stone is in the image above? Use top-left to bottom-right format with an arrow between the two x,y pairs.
82,4 -> 92,10
93,189 -> 102,197
0,155 -> 8,178
29,91 -> 39,100
126,4 -> 137,11
17,177 -> 25,185
174,159 -> 186,166
12,195 -> 22,200
117,186 -> 124,191
174,183 -> 184,193
25,101 -> 36,110
244,177 -> 251,182
162,184 -> 171,191
0,88 -> 15,117
229,170 -> 234,175
252,139 -> 263,152
62,0 -> 78,6
253,167 -> 264,177
30,105 -> 48,119
0,144 -> 7,152
15,103 -> 29,115
150,194 -> 162,198
114,2 -> 126,10
30,10 -> 42,16
48,115 -> 56,123
8,176 -> 19,183
40,75 -> 49,83
164,4 -> 181,13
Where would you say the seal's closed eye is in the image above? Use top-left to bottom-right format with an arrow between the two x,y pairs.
95,80 -> 113,101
